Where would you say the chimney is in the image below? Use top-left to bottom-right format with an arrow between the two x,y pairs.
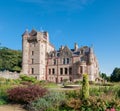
74,43 -> 78,51
61,45 -> 64,50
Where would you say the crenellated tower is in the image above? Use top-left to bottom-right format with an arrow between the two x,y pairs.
22,29 -> 54,80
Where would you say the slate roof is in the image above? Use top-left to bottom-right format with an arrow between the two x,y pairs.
48,45 -> 90,58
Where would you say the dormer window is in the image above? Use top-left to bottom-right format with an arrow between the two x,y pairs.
81,50 -> 84,54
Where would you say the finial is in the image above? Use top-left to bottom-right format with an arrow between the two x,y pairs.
91,44 -> 94,48
25,28 -> 28,32
40,27 -> 44,32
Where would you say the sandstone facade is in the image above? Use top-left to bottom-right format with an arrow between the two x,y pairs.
22,29 -> 99,83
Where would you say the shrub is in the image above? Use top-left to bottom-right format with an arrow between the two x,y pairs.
20,74 -> 37,83
0,95 -> 8,105
79,97 -> 120,111
116,88 -> 120,98
65,90 -> 80,99
0,84 -> 11,105
82,74 -> 89,100
66,98 -> 82,110
27,91 -> 66,111
7,85 -> 48,104
89,87 -> 102,96
74,80 -> 82,85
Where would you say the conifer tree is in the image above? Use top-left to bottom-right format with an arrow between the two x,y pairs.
82,74 -> 89,100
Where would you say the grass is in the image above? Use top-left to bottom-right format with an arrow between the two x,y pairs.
44,82 -> 60,88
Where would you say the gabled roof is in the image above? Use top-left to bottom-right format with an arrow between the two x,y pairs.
59,46 -> 72,57
29,29 -> 37,36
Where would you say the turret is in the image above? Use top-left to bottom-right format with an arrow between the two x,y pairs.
89,47 -> 94,64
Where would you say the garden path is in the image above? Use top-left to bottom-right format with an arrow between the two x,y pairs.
0,104 -> 26,111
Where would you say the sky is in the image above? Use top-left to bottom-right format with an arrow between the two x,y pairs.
0,0 -> 120,75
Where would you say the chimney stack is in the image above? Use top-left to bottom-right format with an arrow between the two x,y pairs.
74,43 -> 78,51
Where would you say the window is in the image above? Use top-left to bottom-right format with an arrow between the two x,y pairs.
52,68 -> 55,74
31,68 -> 34,74
49,69 -> 51,75
81,50 -> 84,54
63,58 -> 70,64
60,77 -> 63,82
67,58 -> 69,64
65,68 -> 67,75
69,67 -> 72,75
32,59 -> 34,64
32,51 -> 34,55
63,58 -> 65,64
80,66 -> 83,73
60,68 -> 63,75
53,59 -> 56,65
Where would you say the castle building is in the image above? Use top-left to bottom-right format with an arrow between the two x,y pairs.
22,29 -> 99,83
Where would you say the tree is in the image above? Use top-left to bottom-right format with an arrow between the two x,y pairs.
0,47 -> 22,72
110,67 -> 120,82
100,72 -> 110,81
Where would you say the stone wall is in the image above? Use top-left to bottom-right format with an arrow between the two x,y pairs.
0,70 -> 20,79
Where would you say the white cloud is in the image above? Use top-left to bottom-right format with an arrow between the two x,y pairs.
17,0 -> 95,12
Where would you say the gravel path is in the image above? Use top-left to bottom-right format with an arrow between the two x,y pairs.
0,104 -> 26,111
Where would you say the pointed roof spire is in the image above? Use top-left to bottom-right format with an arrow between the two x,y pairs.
22,29 -> 29,36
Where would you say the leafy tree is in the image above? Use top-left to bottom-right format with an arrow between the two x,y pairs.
110,67 -> 120,82
100,72 -> 110,81
0,47 -> 22,72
